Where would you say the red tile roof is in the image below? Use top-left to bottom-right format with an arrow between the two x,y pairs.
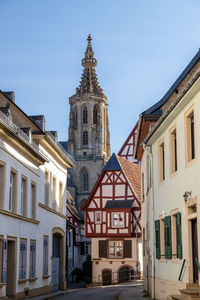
117,155 -> 141,201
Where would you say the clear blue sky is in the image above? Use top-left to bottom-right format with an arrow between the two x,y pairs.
0,0 -> 200,153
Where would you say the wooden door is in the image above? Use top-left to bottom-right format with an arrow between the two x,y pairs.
191,219 -> 198,284
102,270 -> 111,285
6,240 -> 16,297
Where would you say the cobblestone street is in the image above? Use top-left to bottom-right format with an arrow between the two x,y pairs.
47,282 -> 149,300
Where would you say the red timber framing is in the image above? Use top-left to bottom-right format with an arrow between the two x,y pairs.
81,153 -> 141,238
118,122 -> 138,162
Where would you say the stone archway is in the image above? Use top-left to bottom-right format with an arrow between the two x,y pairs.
52,227 -> 66,291
118,265 -> 134,283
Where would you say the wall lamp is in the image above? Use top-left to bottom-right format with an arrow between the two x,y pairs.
183,191 -> 191,202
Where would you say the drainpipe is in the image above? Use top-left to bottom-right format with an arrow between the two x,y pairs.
144,144 -> 155,299
136,217 -> 141,279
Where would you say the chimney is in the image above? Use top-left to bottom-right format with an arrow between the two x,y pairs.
29,115 -> 45,131
4,91 -> 15,103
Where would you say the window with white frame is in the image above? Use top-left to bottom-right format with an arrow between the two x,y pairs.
43,236 -> 48,276
112,212 -> 124,227
95,211 -> 101,224
29,240 -> 36,278
31,183 -> 36,219
19,239 -> 27,280
21,177 -> 27,216
9,170 -> 16,212
108,241 -> 123,258
0,163 -> 5,208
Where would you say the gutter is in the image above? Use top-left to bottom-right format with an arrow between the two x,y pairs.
143,68 -> 200,145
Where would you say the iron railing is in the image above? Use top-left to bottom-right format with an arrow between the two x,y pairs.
98,269 -> 141,286
0,110 -> 42,154
178,259 -> 186,281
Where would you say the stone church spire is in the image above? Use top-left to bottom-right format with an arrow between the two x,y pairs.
76,34 -> 104,96
67,35 -> 111,208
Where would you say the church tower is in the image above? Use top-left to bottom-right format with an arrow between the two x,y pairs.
67,35 -> 111,207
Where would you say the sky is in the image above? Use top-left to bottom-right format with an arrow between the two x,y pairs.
0,0 -> 200,153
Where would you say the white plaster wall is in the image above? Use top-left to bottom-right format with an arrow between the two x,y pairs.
0,137 -> 68,297
144,78 -> 200,297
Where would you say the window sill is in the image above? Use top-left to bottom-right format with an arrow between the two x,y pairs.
43,274 -> 51,279
0,283 -> 6,288
28,277 -> 38,282
18,279 -> 28,284
0,209 -> 39,224
185,158 -> 196,169
38,203 -> 66,219
170,170 -> 178,179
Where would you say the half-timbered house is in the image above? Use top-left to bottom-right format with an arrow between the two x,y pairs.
118,122 -> 138,162
81,153 -> 142,285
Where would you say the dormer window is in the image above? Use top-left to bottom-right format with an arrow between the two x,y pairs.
112,212 -> 124,227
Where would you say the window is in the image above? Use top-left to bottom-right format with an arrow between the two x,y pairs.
95,211 -> 101,224
155,220 -> 160,259
43,236 -> 48,276
160,218 -> 165,258
142,173 -> 144,202
21,177 -> 27,216
185,110 -> 195,163
29,240 -> 36,278
83,131 -> 88,145
1,239 -> 7,283
93,106 -> 98,124
83,106 -> 88,124
0,163 -> 5,208
170,128 -> 177,174
19,239 -> 27,280
83,170 -> 89,191
59,181 -> 63,213
74,107 -> 78,128
45,171 -> 49,206
158,142 -> 165,182
164,216 -> 172,259
30,183 -> 36,219
9,170 -> 17,212
109,241 -> 123,258
53,177 -> 56,210
112,213 -> 124,227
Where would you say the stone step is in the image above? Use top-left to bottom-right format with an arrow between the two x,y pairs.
170,295 -> 187,300
180,289 -> 200,298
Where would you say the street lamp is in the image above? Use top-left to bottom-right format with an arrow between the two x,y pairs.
183,191 -> 191,202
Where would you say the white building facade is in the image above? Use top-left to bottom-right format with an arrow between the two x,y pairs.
0,91 -> 73,299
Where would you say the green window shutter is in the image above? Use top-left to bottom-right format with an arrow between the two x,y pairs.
164,216 -> 172,259
176,212 -> 182,259
155,220 -> 160,259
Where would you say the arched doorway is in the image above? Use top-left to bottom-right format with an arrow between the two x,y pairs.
118,265 -> 134,283
102,269 -> 112,285
52,228 -> 65,291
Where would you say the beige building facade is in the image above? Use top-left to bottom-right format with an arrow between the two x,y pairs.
137,50 -> 200,299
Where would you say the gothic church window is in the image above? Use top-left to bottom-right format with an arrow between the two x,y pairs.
93,105 -> 98,124
74,107 -> 78,128
83,131 -> 88,145
81,169 -> 89,191
83,106 -> 88,124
